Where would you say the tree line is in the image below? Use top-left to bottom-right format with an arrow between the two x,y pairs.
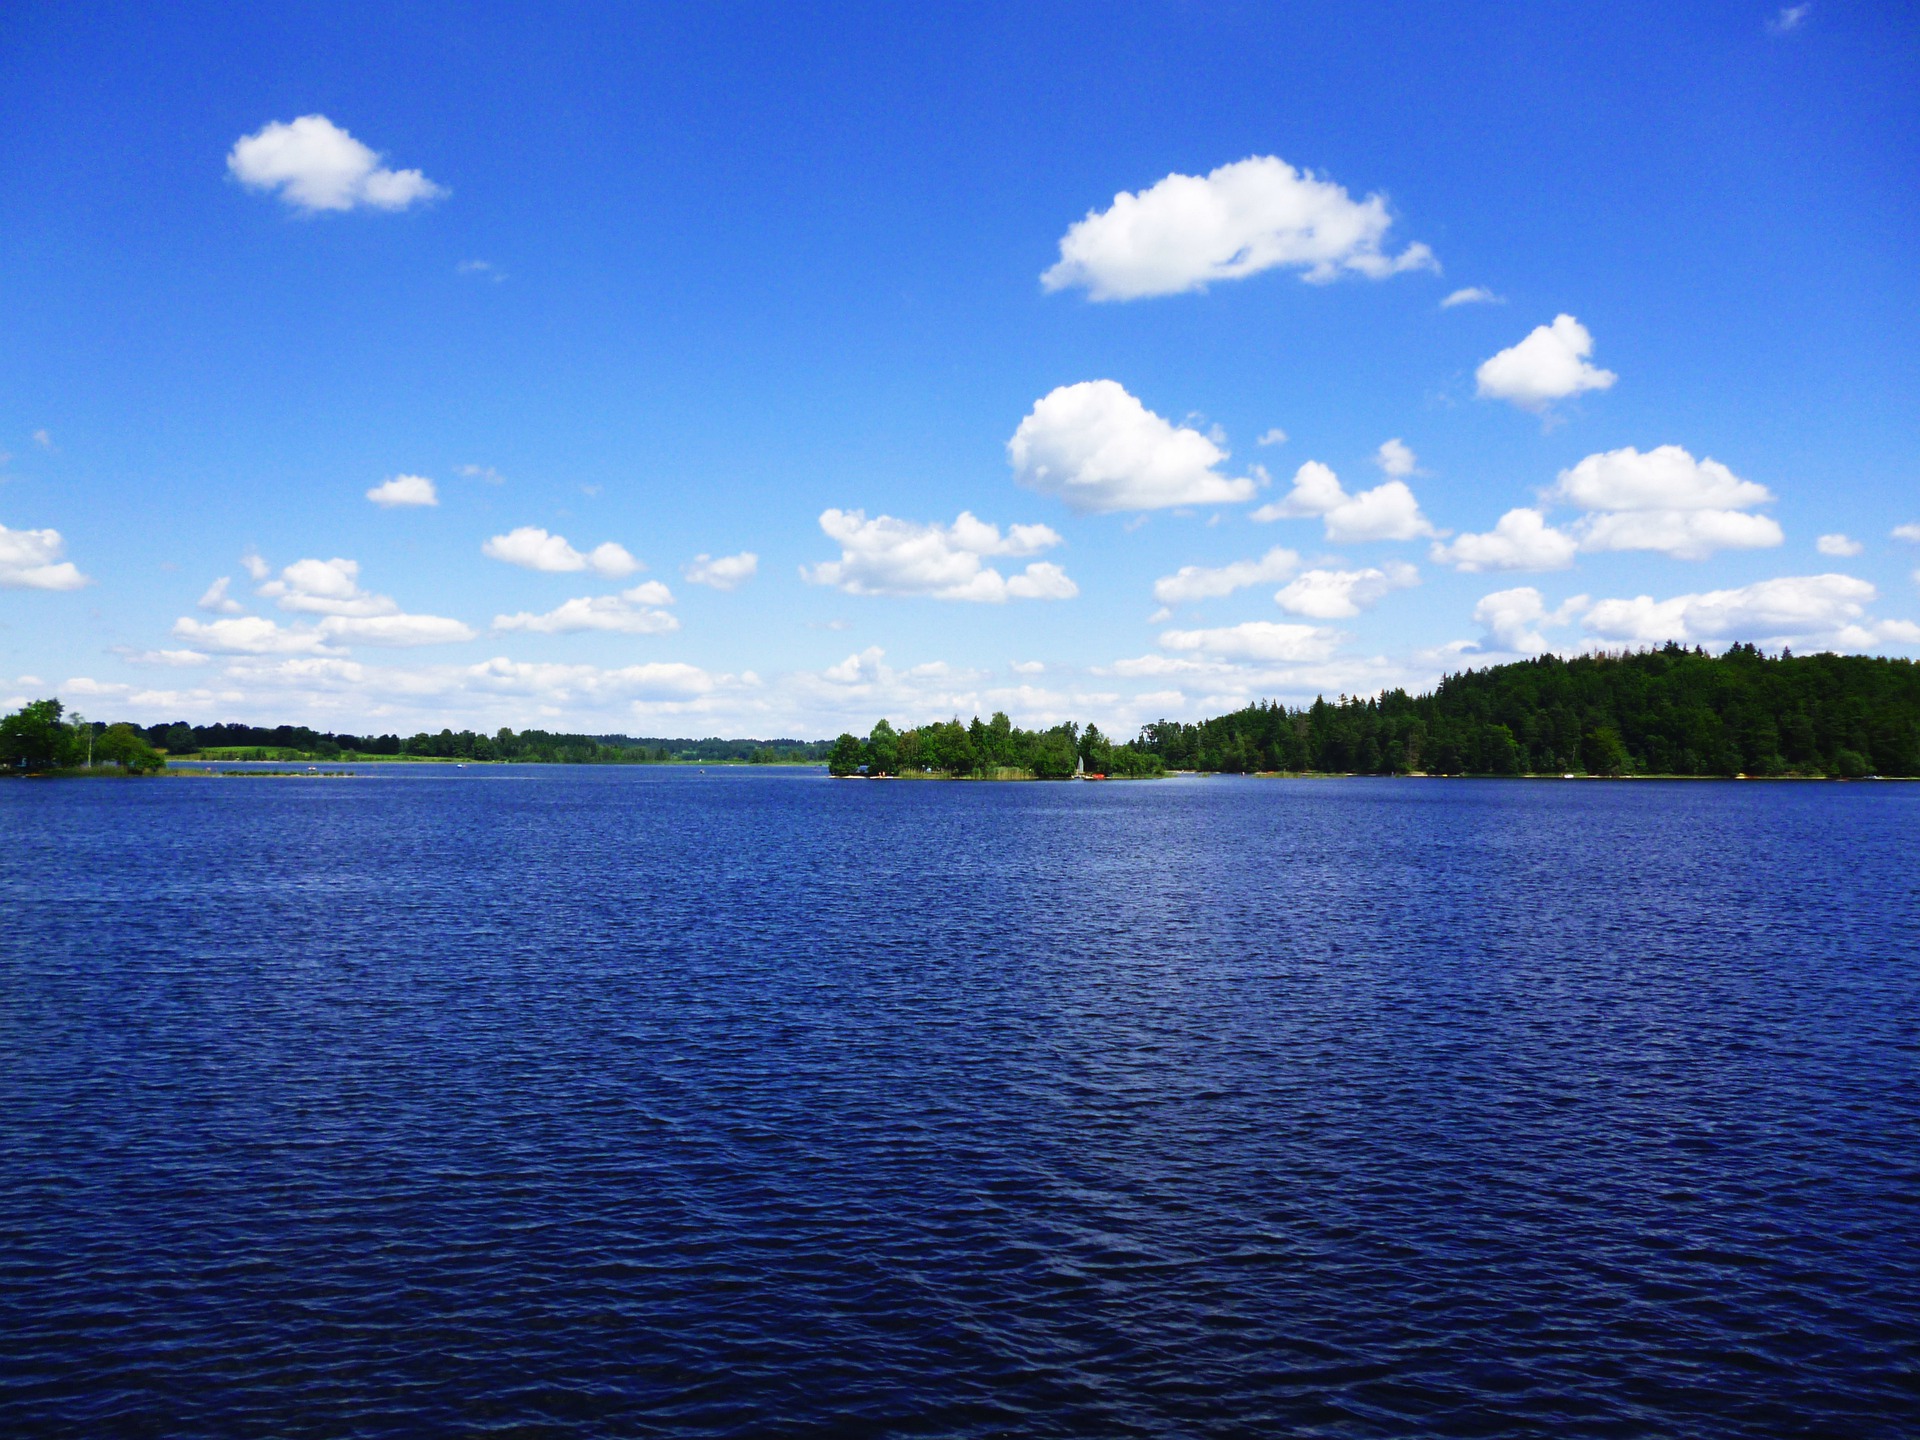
828,715 -> 1166,778
102,721 -> 831,765
0,700 -> 165,774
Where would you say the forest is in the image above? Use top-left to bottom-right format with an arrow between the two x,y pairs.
834,646 -> 1920,779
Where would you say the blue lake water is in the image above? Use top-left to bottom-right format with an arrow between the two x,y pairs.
3,767 -> 1917,1437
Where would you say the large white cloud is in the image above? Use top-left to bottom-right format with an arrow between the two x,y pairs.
228,115 -> 446,213
1041,155 -> 1435,300
802,509 -> 1076,602
258,557 -> 397,617
1152,546 -> 1299,606
1274,563 -> 1419,619
683,552 -> 759,591
493,582 -> 680,635
1008,381 -> 1256,513
1553,446 -> 1781,559
483,527 -> 641,578
1250,460 -> 1437,542
1472,587 -> 1590,654
0,523 -> 88,590
1581,574 -> 1909,650
1475,315 -> 1617,412
1157,620 -> 1341,663
366,474 -> 438,508
1431,508 -> 1579,572
172,615 -> 341,656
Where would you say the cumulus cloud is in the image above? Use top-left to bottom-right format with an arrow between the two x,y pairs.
1158,620 -> 1341,663
1040,155 -> 1435,300
258,557 -> 397,617
1431,508 -> 1578,573
241,551 -> 271,581
1375,439 -> 1419,478
1893,523 -> 1920,543
1473,587 -> 1590,654
1475,315 -> 1617,412
1250,460 -> 1437,542
802,510 -> 1075,602
1815,533 -> 1864,558
1551,445 -> 1781,559
483,527 -> 640,577
1581,574 -> 1908,650
366,474 -> 438,508
1441,286 -> 1503,308
0,523 -> 88,590
1152,546 -> 1300,606
1256,428 -> 1288,447
683,551 -> 759,591
172,615 -> 341,656
1274,562 -> 1420,619
227,115 -> 446,213
493,582 -> 680,636
194,576 -> 243,614
1008,380 -> 1256,513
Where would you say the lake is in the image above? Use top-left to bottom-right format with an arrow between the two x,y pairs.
2,767 -> 1916,1437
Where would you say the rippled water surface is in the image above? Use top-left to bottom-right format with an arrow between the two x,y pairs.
3,767 -> 1918,1437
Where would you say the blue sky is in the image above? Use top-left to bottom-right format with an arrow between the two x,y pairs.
3,1 -> 1917,737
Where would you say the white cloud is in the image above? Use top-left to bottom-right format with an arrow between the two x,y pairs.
1040,155 -> 1435,300
493,582 -> 680,635
683,551 -> 759,591
258,557 -> 396,617
1545,446 -> 1782,560
1011,660 -> 1046,675
1475,314 -> 1617,412
1158,620 -> 1341,663
1581,574 -> 1901,649
1574,509 -> 1784,560
1256,428 -> 1288,447
1375,439 -> 1419,478
1767,5 -> 1810,35
32,429 -> 53,449
1441,286 -> 1503,308
1274,562 -> 1419,619
1552,445 -> 1772,512
227,115 -> 446,213
172,615 -> 340,656
802,510 -> 1075,602
457,464 -> 505,485
1473,587 -> 1590,654
1008,380 -> 1256,513
0,523 -> 88,590
1893,523 -> 1920,543
241,551 -> 271,581
118,647 -> 212,668
1250,460 -> 1437,542
317,614 -> 476,647
1152,547 -> 1300,605
457,259 -> 505,282
483,527 -> 641,577
196,576 -> 245,613
1431,508 -> 1578,573
366,474 -> 438,508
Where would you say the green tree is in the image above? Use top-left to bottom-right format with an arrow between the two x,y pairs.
0,699 -> 78,772
867,719 -> 900,775
95,723 -> 165,774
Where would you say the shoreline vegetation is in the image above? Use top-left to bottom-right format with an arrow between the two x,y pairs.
5,646 -> 1917,781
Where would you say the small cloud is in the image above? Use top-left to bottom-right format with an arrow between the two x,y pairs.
1009,380 -> 1256,513
1892,523 -> 1920,543
457,259 -> 506,282
1256,428 -> 1288,447
1153,546 -> 1300,605
1011,660 -> 1046,675
240,551 -> 271,581
1273,562 -> 1420,619
1440,287 -> 1503,309
197,576 -> 246,614
366,473 -> 438,508
1767,4 -> 1810,35
683,551 -> 759,591
0,522 -> 88,590
1375,438 -> 1420,478
1432,509 -> 1579,573
1816,533 -> 1863,558
806,618 -> 851,631
483,527 -> 640,578
493,583 -> 679,636
457,464 -> 505,485
31,429 -> 53,450
1250,460 -> 1439,542
227,115 -> 446,213
803,510 -> 1074,602
1475,314 -> 1617,413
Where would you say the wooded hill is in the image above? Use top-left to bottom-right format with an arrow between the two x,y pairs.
1136,644 -> 1920,776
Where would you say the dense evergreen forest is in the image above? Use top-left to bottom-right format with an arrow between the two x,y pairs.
1135,645 -> 1920,777
834,647 -> 1920,779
